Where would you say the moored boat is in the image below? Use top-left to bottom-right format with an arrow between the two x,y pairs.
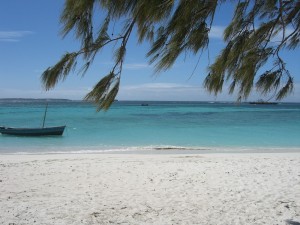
0,126 -> 66,136
0,103 -> 66,136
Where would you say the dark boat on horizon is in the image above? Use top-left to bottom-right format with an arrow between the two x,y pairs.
0,103 -> 66,136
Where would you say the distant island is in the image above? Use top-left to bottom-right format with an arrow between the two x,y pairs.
0,98 -> 74,103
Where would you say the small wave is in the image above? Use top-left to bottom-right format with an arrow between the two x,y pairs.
4,145 -> 210,155
148,146 -> 209,151
2,146 -> 299,155
6,149 -> 129,155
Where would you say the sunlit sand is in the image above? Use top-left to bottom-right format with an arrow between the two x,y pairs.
1,152 -> 300,224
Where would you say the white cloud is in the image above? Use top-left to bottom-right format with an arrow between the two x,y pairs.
0,88 -> 87,100
98,62 -> 151,71
119,82 -> 219,101
0,39 -> 19,42
123,63 -> 151,70
208,25 -> 296,43
123,83 -> 194,90
209,25 -> 225,40
1,81 -> 299,102
271,27 -> 294,43
118,82 -> 300,102
0,31 -> 34,42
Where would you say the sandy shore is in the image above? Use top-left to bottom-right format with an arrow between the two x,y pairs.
0,152 -> 300,225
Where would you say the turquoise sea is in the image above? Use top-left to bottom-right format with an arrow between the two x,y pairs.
0,99 -> 300,154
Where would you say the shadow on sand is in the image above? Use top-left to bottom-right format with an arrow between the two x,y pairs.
286,220 -> 300,225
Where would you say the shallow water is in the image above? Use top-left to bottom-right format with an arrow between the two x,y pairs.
0,100 -> 299,154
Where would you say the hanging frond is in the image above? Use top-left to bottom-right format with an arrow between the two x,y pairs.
204,71 -> 224,96
98,80 -> 120,111
60,0 -> 94,49
256,70 -> 282,94
42,52 -> 78,90
41,0 -> 300,111
84,72 -> 120,111
78,61 -> 91,77
84,72 -> 115,102
114,45 -> 126,64
276,77 -> 293,100
93,16 -> 111,50
228,80 -> 236,94
147,0 -> 217,72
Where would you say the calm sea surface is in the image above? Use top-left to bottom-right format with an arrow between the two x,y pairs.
0,100 -> 300,154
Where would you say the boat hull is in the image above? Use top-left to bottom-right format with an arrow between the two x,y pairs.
0,126 -> 66,136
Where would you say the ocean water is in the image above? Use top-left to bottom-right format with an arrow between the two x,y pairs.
0,99 -> 300,154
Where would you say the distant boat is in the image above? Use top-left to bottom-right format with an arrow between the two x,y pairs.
0,104 -> 66,136
141,103 -> 149,106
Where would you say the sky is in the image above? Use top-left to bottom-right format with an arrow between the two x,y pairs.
0,0 -> 299,102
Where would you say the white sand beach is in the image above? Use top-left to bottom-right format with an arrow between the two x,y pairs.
1,152 -> 300,225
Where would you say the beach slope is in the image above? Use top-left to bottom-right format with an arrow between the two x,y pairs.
0,153 -> 300,224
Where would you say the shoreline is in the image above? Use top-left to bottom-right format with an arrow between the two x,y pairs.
1,146 -> 300,155
1,152 -> 300,224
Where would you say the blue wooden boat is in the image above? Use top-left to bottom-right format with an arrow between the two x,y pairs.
0,126 -> 66,136
0,103 -> 66,136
